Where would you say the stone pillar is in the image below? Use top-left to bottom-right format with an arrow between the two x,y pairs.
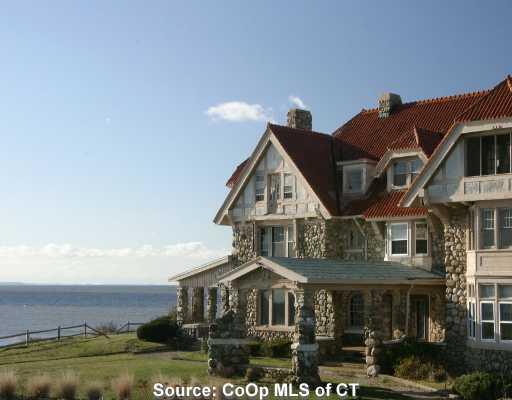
364,289 -> 384,378
229,286 -> 240,315
220,284 -> 230,316
191,287 -> 205,323
391,289 -> 406,339
207,287 -> 218,324
292,287 -> 320,386
176,286 -> 189,326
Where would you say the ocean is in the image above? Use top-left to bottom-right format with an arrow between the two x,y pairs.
0,285 -> 177,345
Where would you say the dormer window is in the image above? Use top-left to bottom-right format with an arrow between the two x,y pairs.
392,158 -> 423,188
347,169 -> 363,192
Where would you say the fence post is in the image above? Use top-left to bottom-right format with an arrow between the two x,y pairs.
58,326 -> 61,341
25,329 -> 30,346
84,321 -> 87,337
127,321 -> 130,333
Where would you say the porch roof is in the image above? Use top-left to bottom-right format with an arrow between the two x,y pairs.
219,256 -> 444,286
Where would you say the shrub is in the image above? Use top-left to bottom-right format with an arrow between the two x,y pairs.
85,381 -> 103,400
453,372 -> 498,400
247,341 -> 262,356
261,339 -> 292,358
55,371 -> 79,400
26,374 -> 52,399
136,316 -> 179,343
245,367 -> 264,382
394,356 -> 433,380
111,373 -> 134,400
0,370 -> 17,400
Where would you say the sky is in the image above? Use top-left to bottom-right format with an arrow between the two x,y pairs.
0,1 -> 511,284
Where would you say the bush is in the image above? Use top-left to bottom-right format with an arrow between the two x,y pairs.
136,316 -> 179,343
26,374 -> 52,399
261,339 -> 292,358
453,372 -> 498,400
55,371 -> 79,400
245,367 -> 264,382
111,373 -> 134,400
247,341 -> 262,356
0,370 -> 17,400
394,356 -> 434,380
85,381 -> 103,400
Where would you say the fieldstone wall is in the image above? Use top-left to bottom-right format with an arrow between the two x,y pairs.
315,290 -> 335,336
176,286 -> 189,326
443,208 -> 468,372
430,290 -> 446,342
191,287 -> 205,322
232,222 -> 256,267
431,216 -> 446,271
466,348 -> 512,374
207,287 -> 217,323
297,219 -> 326,258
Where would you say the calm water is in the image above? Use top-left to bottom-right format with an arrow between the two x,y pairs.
0,285 -> 176,344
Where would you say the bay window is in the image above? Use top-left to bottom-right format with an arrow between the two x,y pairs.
499,285 -> 512,341
482,208 -> 495,248
500,208 -> 512,248
477,207 -> 512,249
465,133 -> 512,177
258,289 -> 295,327
480,284 -> 495,340
390,223 -> 408,255
259,225 -> 296,257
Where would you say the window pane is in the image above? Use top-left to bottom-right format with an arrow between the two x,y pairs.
287,225 -> 296,258
411,159 -> 423,181
391,224 -> 408,240
272,227 -> 285,257
348,169 -> 362,191
416,240 -> 428,254
497,134 -> 511,174
284,174 -> 293,199
392,240 -> 408,254
255,173 -> 265,201
466,137 -> 481,176
393,161 -> 407,186
288,292 -> 296,326
482,322 -> 495,340
480,285 -> 495,299
415,223 -> 428,254
501,324 -> 512,341
500,208 -> 512,248
481,302 -> 494,320
482,209 -> 495,248
350,294 -> 364,327
500,303 -> 512,322
272,289 -> 285,325
482,135 -> 496,175
260,290 -> 270,325
260,228 -> 269,256
499,285 -> 512,299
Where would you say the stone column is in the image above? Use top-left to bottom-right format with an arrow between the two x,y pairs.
364,289 -> 384,378
292,287 -> 320,386
191,287 -> 205,323
391,289 -> 406,339
220,284 -> 230,316
207,287 -> 218,324
176,286 -> 189,326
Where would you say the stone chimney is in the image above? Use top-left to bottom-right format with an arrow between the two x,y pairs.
287,108 -> 312,130
378,92 -> 402,118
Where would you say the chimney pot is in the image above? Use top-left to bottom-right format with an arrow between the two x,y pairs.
378,92 -> 402,118
287,108 -> 312,130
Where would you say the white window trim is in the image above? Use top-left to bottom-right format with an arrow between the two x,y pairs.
258,289 -> 295,328
283,173 -> 295,201
499,300 -> 512,343
480,300 -> 496,342
390,158 -> 423,190
259,225 -> 296,258
343,165 -> 366,194
388,222 -> 409,256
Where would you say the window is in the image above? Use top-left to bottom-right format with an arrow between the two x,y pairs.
255,173 -> 265,202
269,174 -> 280,203
283,174 -> 294,199
288,292 -> 296,326
260,290 -> 270,325
390,223 -> 408,255
465,133 -> 512,177
349,293 -> 364,328
500,208 -> 512,248
468,301 -> 476,339
259,289 -> 295,327
480,284 -> 496,340
411,159 -> 422,181
415,222 -> 428,255
482,208 -> 495,248
347,168 -> 363,192
393,161 -> 408,187
259,226 -> 295,257
271,227 -> 285,257
500,285 -> 512,341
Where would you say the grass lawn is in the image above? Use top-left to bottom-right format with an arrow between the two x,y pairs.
0,334 -> 442,400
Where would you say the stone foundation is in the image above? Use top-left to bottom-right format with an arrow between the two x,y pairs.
465,348 -> 512,375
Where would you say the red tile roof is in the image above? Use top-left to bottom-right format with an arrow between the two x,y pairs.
456,76 -> 512,122
268,123 -> 340,216
333,90 -> 488,161
226,158 -> 249,188
386,126 -> 443,157
363,191 -> 428,220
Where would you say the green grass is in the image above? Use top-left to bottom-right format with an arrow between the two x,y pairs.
0,334 -> 437,399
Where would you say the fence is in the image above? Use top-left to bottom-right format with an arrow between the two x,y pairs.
0,321 -> 144,349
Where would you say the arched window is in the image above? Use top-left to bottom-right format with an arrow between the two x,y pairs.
350,293 -> 364,328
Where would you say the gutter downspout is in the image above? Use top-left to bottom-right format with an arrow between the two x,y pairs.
405,284 -> 414,336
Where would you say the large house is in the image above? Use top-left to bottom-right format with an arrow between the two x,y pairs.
170,75 -> 512,374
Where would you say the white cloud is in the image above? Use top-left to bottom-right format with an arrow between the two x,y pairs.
205,101 -> 272,122
288,95 -> 308,110
0,242 -> 228,260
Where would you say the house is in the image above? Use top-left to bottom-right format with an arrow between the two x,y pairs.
169,75 -> 512,376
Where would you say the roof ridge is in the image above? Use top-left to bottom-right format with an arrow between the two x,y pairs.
359,88 -> 490,114
268,122 -> 331,138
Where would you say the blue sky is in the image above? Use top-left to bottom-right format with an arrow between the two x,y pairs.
0,1 -> 510,284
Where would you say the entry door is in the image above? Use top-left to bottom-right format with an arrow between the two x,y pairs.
411,295 -> 429,341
